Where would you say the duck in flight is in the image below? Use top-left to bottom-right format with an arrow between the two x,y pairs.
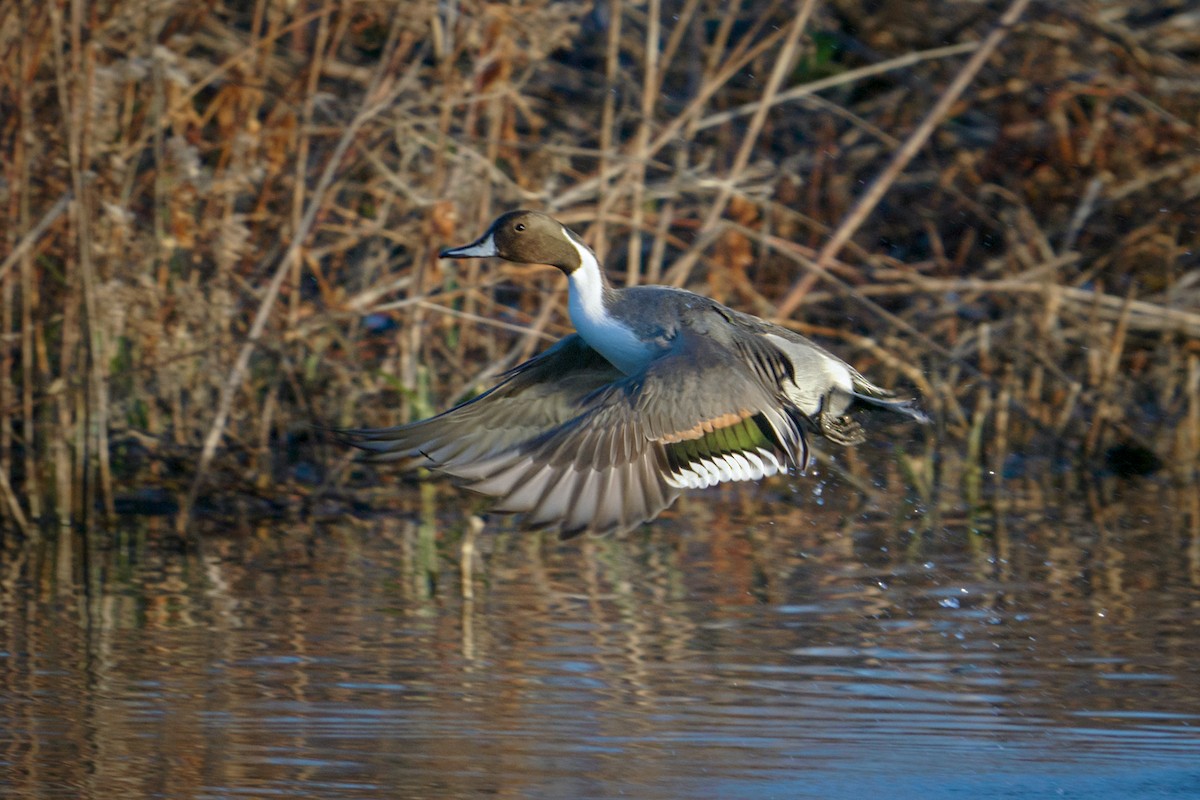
344,210 -> 926,537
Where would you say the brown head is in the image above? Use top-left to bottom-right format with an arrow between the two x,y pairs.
439,210 -> 590,275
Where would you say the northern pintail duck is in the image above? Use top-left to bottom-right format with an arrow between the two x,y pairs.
345,210 -> 926,537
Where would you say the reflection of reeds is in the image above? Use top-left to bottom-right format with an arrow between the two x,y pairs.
1,1 -> 1198,533
2,477 -> 1197,797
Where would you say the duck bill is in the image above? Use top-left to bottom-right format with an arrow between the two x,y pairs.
439,233 -> 497,259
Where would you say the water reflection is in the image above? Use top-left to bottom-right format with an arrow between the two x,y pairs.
1,476 -> 1198,799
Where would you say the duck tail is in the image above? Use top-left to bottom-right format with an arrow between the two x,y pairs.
854,393 -> 926,424
849,377 -> 931,424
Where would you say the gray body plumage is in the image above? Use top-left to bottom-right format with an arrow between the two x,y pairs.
342,210 -> 926,537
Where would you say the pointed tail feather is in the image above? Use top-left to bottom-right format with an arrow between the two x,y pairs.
850,390 -> 930,424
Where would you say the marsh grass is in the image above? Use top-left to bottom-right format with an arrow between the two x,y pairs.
1,0 -> 1197,535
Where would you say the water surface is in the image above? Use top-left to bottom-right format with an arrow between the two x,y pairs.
2,475 -> 1198,799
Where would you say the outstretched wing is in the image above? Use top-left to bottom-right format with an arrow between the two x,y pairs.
456,329 -> 809,538
340,334 -> 622,471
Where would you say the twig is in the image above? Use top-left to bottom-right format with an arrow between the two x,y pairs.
625,0 -> 660,285
0,194 -> 70,285
551,21 -> 793,212
184,33 -> 425,534
693,41 -> 978,132
593,0 -> 624,266
668,0 -> 817,288
0,468 -> 33,537
774,0 -> 1036,320
415,299 -> 561,341
908,277 -> 1200,338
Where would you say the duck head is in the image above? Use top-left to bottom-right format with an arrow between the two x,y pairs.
439,210 -> 591,276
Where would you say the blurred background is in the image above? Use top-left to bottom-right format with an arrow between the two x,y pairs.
0,0 -> 1196,526
1,3 -> 1199,797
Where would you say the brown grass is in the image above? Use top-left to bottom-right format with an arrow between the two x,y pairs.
0,0 -> 1197,533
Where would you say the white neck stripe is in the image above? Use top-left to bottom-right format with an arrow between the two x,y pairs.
563,233 -> 653,375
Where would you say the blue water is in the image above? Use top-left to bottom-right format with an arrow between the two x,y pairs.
2,479 -> 1198,799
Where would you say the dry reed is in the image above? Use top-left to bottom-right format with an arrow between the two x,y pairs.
0,0 -> 1196,534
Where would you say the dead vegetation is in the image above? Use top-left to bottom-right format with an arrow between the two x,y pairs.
0,0 -> 1197,534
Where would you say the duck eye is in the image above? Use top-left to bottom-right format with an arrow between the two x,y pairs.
515,223 -> 526,232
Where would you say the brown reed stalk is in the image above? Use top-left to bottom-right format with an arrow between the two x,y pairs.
641,0 -> 699,284
1186,355 -> 1199,474
721,221 -> 958,364
9,198 -> 68,523
626,0 -> 661,285
2,2 -> 61,525
45,2 -> 77,524
774,0 -> 1036,320
593,0 -> 624,266
0,468 -> 32,537
184,17 -> 417,532
114,5 -> 334,170
72,0 -> 115,520
993,370 -> 1013,489
554,17 -> 792,212
468,34 -> 512,368
288,2 -> 335,328
693,42 -> 977,134
1,0 -> 1196,528
669,0 -> 817,289
1,243 -> 10,509
965,385 -> 992,507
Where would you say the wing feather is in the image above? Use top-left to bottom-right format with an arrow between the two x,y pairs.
340,334 -> 620,473
453,329 -> 807,536
345,328 -> 816,537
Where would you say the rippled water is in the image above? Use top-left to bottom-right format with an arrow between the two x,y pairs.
2,475 -> 1199,799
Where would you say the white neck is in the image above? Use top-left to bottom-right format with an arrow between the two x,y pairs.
562,234 -> 653,375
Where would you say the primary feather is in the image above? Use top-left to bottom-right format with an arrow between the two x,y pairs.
342,210 -> 927,537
